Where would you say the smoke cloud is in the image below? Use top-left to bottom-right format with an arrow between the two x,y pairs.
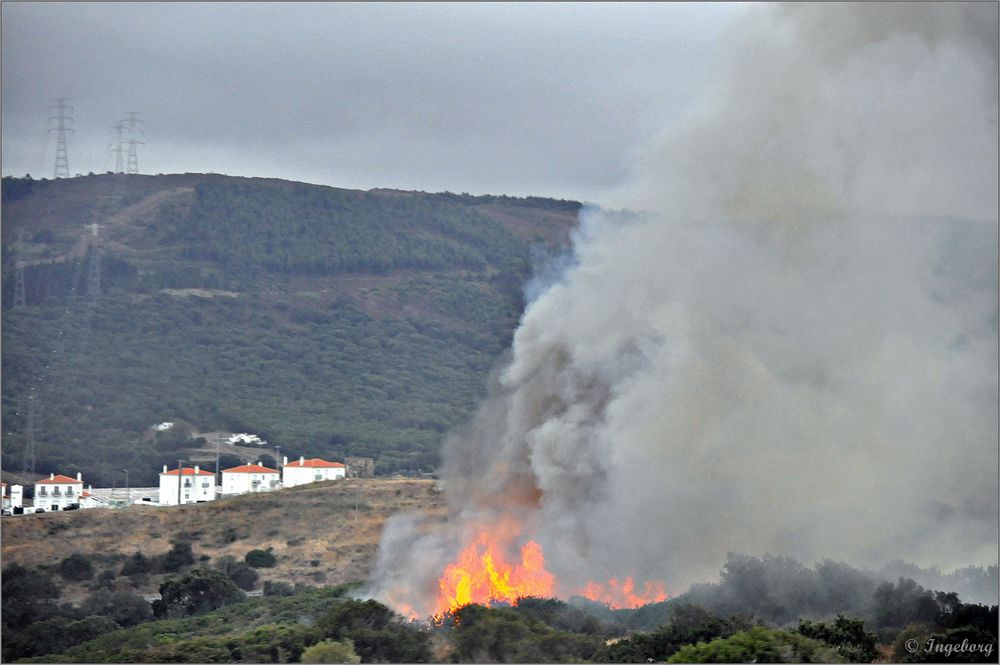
367,3 -> 998,615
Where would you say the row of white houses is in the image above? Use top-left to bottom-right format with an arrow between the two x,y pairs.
157,456 -> 347,506
3,457 -> 347,514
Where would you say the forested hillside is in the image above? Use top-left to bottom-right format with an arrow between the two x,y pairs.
1,173 -> 581,485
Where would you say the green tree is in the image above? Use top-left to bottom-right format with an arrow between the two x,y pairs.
263,580 -> 295,597
2,615 -> 120,660
159,541 -> 195,572
245,548 -> 277,568
317,599 -> 432,663
874,578 -> 939,630
58,552 -> 95,581
152,567 -> 245,618
668,626 -> 846,663
796,614 -> 878,663
81,589 -> 154,627
1,563 -> 65,661
227,562 -> 259,591
120,551 -> 151,576
301,638 -> 362,664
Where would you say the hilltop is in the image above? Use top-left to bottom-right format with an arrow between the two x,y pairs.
1,173 -> 581,485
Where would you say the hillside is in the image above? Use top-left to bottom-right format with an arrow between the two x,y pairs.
1,478 -> 444,600
1,173 -> 581,485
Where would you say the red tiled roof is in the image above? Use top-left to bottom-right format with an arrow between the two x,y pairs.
284,458 -> 346,469
160,467 -> 215,476
82,491 -> 92,498
37,474 -> 83,485
222,464 -> 279,474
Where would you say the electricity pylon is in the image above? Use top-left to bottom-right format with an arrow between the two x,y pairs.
49,98 -> 74,179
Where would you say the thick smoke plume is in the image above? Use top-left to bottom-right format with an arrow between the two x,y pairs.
368,3 -> 998,615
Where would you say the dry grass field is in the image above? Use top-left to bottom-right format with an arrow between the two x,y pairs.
1,478 -> 445,600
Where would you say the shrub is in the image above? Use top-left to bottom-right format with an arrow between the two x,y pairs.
227,562 -> 260,591
58,553 -> 95,581
121,551 -> 151,576
81,589 -> 154,627
245,548 -> 277,568
796,615 -> 878,663
264,580 -> 295,597
318,599 -> 432,663
95,569 -> 117,589
668,626 -> 846,663
152,568 -> 245,618
160,542 -> 195,572
301,638 -> 361,664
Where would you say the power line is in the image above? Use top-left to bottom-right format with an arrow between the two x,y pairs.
49,98 -> 74,179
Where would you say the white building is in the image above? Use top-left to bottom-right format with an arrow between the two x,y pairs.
153,421 -> 175,431
228,433 -> 266,446
221,462 -> 280,496
2,483 -> 24,510
282,456 -> 346,488
158,465 -> 217,505
34,473 -> 84,511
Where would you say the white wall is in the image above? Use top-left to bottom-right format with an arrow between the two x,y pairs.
158,469 -> 217,506
34,482 -> 83,511
282,465 -> 346,488
221,471 -> 280,496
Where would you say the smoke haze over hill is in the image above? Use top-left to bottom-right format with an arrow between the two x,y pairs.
367,3 -> 998,615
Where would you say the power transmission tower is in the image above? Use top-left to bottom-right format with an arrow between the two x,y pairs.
122,112 -> 144,174
49,98 -> 74,179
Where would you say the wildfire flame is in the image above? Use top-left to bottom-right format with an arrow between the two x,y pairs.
579,577 -> 668,609
436,526 -> 555,614
432,520 -> 666,616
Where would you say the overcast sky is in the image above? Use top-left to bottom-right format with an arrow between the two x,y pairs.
1,2 -> 741,202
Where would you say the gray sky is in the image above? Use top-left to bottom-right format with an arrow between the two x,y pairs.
1,2 -> 740,202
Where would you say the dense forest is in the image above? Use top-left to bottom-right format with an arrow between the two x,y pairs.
1,174 -> 581,485
3,553 -> 996,663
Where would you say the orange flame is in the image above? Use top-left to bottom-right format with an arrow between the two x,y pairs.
432,520 -> 666,616
435,526 -> 555,614
578,577 -> 668,609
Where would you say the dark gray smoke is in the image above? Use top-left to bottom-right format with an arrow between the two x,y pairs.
366,3 -> 998,616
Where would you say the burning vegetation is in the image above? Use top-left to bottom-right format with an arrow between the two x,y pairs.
431,519 -> 666,617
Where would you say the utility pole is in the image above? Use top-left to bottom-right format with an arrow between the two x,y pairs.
49,98 -> 74,179
12,231 -> 27,309
20,390 -> 36,474
122,468 -> 130,506
122,112 -> 144,174
85,222 -> 102,298
109,121 -> 125,174
275,445 -> 282,469
215,435 -> 222,483
13,265 -> 26,309
176,459 -> 184,506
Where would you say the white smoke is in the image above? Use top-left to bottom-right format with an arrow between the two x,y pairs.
367,3 -> 998,614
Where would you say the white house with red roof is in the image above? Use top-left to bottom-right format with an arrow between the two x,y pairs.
34,472 -> 84,511
158,465 -> 217,506
2,482 -> 24,511
221,462 -> 280,496
282,456 -> 346,488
